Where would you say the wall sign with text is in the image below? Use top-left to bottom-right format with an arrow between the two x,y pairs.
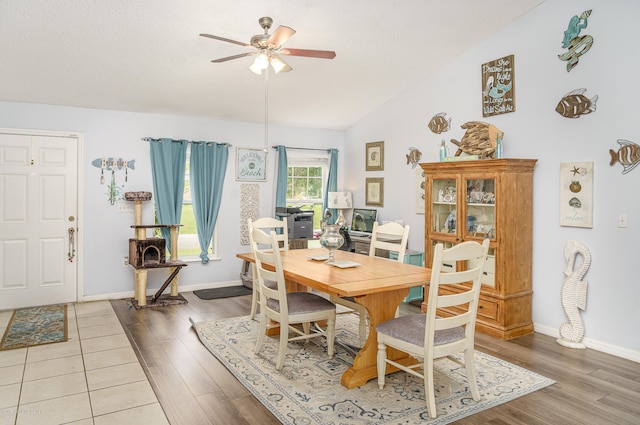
481,54 -> 515,117
236,147 -> 267,181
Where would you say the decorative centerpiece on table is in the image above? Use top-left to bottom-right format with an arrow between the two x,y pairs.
319,209 -> 344,264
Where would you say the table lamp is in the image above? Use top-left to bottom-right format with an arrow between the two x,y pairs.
328,191 -> 352,227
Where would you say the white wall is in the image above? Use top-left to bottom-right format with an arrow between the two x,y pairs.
0,101 -> 344,297
345,0 -> 639,361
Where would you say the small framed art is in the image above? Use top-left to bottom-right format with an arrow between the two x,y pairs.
236,147 -> 267,181
366,177 -> 384,206
560,161 -> 593,228
365,141 -> 384,171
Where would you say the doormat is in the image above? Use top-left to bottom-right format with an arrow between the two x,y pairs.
1,304 -> 68,350
193,286 -> 252,300
129,293 -> 188,310
192,314 -> 555,425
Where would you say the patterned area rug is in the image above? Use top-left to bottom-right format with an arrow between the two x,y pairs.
1,304 -> 68,350
192,314 -> 555,424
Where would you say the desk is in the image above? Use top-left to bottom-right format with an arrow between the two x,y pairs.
236,248 -> 431,388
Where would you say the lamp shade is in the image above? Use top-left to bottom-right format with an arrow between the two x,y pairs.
328,192 -> 352,209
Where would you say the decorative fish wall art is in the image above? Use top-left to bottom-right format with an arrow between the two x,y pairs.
610,139 -> 640,174
406,147 -> 422,168
428,112 -> 451,134
555,88 -> 598,118
558,9 -> 593,72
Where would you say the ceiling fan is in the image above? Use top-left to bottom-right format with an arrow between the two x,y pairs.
200,16 -> 336,74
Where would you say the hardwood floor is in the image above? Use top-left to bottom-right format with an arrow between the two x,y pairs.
110,293 -> 640,425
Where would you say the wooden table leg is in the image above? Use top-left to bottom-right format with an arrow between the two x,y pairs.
340,288 -> 415,389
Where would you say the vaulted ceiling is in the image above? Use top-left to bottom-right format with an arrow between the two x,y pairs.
0,1 -> 544,130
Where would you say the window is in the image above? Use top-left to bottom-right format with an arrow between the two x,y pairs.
155,144 -> 218,261
286,154 -> 329,230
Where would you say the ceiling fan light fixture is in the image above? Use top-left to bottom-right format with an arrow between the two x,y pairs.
250,52 -> 269,74
270,55 -> 292,74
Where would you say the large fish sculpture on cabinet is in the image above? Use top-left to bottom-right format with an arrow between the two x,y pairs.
610,139 -> 640,174
555,88 -> 598,118
450,121 -> 503,159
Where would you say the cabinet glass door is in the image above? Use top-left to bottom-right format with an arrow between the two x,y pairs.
465,178 -> 496,239
431,177 -> 457,234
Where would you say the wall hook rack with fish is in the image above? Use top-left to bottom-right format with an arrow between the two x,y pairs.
91,157 -> 136,205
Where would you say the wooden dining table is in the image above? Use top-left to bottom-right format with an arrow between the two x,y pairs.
236,248 -> 431,389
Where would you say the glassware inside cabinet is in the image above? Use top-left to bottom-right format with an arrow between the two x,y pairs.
431,178 -> 457,234
465,178 -> 496,238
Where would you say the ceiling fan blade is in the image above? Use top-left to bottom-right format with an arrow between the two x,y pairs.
200,33 -> 251,48
279,48 -> 336,59
211,52 -> 257,63
266,25 -> 296,48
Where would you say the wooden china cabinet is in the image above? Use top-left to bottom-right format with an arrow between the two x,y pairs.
420,158 -> 537,340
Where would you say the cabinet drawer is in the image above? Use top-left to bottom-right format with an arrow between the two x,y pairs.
354,242 -> 370,255
477,297 -> 498,321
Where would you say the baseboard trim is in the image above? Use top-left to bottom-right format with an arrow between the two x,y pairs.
81,279 -> 244,303
534,323 -> 640,364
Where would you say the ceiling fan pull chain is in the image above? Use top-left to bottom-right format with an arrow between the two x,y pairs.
264,68 -> 269,152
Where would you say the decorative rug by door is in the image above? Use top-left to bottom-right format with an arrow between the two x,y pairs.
1,304 -> 68,350
192,314 -> 555,424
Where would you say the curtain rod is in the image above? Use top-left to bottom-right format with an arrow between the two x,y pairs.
271,145 -> 335,153
141,137 -> 231,147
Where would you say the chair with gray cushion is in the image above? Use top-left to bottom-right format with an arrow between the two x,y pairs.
251,228 -> 336,371
376,239 -> 490,418
331,221 -> 410,347
247,217 -> 288,319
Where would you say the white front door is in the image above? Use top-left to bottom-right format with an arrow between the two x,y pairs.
0,130 -> 79,309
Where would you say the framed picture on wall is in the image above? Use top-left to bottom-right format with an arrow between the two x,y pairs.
236,147 -> 267,181
559,161 -> 593,228
365,141 -> 384,171
366,177 -> 384,206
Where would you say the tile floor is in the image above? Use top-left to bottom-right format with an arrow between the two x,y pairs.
0,301 -> 169,425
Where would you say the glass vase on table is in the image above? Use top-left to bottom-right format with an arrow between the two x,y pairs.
319,224 -> 344,264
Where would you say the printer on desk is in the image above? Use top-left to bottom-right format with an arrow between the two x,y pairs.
276,207 -> 314,239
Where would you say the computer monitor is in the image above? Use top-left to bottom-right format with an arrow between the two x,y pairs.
350,208 -> 377,236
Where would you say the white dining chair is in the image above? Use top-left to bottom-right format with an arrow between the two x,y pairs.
251,228 -> 336,370
331,221 -> 410,347
375,239 -> 490,418
247,217 -> 288,319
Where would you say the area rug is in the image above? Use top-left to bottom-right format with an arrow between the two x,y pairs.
0,304 -> 68,350
129,293 -> 188,310
193,285 -> 252,300
192,314 -> 555,424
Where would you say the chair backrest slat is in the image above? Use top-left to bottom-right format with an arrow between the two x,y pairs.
369,222 -> 410,262
248,217 -> 289,251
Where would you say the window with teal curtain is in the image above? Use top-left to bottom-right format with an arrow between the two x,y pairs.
149,138 -> 188,253
189,142 -> 229,263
